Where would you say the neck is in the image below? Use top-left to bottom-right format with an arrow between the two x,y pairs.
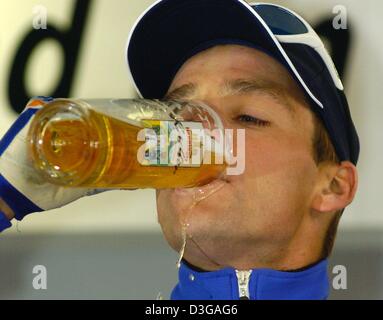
181,215 -> 327,271
183,257 -> 323,273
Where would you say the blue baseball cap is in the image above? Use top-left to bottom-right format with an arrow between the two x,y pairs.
126,0 -> 360,165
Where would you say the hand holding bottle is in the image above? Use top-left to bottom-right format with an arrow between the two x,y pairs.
0,97 -> 228,232
0,97 -> 107,232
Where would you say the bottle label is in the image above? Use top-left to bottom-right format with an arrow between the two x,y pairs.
140,120 -> 204,167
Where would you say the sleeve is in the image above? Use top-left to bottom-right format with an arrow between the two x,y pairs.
0,211 -> 12,232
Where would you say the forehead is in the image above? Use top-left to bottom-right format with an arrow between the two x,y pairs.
169,45 -> 293,89
167,45 -> 308,109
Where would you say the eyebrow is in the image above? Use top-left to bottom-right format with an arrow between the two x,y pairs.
164,83 -> 197,100
164,79 -> 295,114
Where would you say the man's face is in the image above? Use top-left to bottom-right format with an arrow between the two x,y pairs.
156,45 -> 321,270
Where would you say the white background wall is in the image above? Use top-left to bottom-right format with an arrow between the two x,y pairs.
0,0 -> 382,235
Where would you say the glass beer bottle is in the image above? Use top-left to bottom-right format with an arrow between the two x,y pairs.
27,98 -> 227,189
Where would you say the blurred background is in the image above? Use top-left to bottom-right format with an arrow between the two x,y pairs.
0,0 -> 382,299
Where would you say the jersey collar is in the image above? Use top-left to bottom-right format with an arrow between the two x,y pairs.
171,259 -> 329,300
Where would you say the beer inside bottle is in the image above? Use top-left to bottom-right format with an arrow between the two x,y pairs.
27,99 -> 227,189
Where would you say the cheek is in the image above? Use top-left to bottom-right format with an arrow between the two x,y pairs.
242,131 -> 316,184
234,134 -> 317,234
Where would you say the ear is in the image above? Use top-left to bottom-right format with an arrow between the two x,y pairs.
311,161 -> 358,213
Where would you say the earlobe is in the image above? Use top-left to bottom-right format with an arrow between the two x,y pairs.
311,161 -> 358,213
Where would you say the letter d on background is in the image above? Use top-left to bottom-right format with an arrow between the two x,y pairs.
8,0 -> 93,114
